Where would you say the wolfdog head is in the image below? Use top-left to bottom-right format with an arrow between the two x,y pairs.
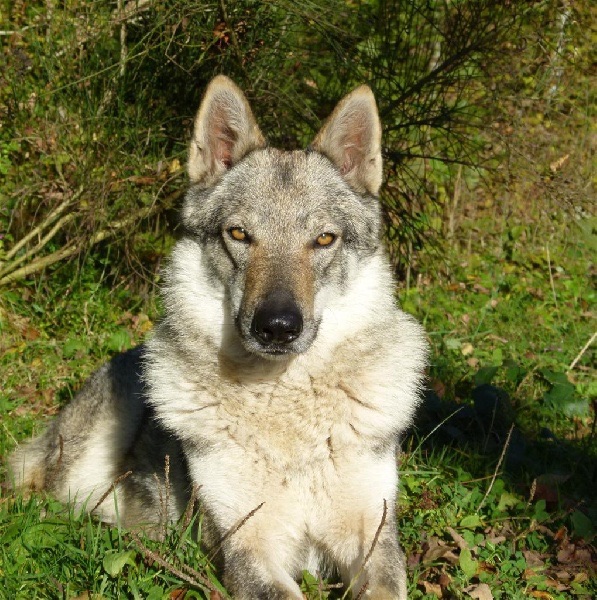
176,76 -> 386,358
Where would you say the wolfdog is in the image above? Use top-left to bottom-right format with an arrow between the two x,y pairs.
9,75 -> 428,599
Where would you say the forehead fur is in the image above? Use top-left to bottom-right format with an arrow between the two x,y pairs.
182,147 -> 381,251
218,148 -> 363,209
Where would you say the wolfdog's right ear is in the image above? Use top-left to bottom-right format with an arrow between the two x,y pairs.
188,75 -> 265,186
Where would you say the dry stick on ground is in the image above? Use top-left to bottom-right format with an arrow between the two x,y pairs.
178,484 -> 200,541
155,454 -> 171,539
117,0 -> 127,78
52,0 -> 151,59
0,212 -> 78,278
1,187 -> 81,263
477,423 -> 515,513
0,188 -> 183,286
218,0 -> 244,68
344,498 -> 388,600
131,531 -> 219,594
91,470 -> 133,514
0,240 -> 81,286
178,560 -> 222,595
568,331 -> 596,372
206,502 -> 265,563
545,245 -> 558,309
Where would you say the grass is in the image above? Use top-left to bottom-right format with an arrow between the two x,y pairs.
1,1 -> 595,597
399,221 -> 596,598
1,201 -> 594,600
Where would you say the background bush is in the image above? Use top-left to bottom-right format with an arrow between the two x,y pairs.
1,0 -> 560,283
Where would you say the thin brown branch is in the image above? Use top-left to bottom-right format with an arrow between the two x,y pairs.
2,187 -> 81,262
477,423 -> 515,513
568,331 -> 596,372
131,531 -> 218,593
344,499 -> 388,600
0,188 -> 183,287
178,484 -> 200,539
207,502 -> 265,562
218,0 -> 244,66
0,241 -> 81,287
91,470 -> 132,514
117,0 -> 128,78
160,453 -> 171,538
0,212 -> 77,278
362,498 -> 388,568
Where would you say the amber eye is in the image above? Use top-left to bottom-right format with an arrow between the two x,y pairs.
228,227 -> 249,242
315,232 -> 336,247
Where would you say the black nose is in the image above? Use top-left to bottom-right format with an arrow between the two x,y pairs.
251,292 -> 303,345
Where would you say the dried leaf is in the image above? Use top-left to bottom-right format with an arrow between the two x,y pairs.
446,526 -> 469,551
466,583 -> 493,599
523,550 -> 546,569
549,154 -> 569,173
557,544 -> 592,566
127,175 -> 157,185
529,592 -> 552,599
422,537 -> 459,564
420,581 -> 443,597
461,342 -> 474,356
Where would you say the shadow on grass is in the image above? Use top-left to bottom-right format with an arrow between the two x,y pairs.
413,380 -> 596,538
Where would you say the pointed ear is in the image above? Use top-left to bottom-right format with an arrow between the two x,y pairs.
311,85 -> 382,195
188,75 -> 265,186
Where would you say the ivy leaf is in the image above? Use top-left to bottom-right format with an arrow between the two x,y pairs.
542,369 -> 579,414
570,510 -> 595,541
103,549 -> 136,577
460,514 -> 483,529
474,366 -> 498,386
459,547 -> 478,579
106,329 -> 131,352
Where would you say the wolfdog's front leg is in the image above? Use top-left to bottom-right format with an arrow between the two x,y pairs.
206,506 -> 304,600
222,547 -> 303,600
330,501 -> 408,600
351,528 -> 408,600
220,542 -> 304,600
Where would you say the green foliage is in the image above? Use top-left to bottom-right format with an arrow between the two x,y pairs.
0,494 -> 224,599
1,0 -> 595,597
0,0 -> 536,284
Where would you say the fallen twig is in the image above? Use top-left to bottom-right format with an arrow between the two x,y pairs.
207,502 -> 265,562
178,484 -> 200,541
2,187 -> 81,262
131,531 -> 218,593
568,331 -> 596,372
344,499 -> 388,600
0,188 -> 182,286
91,470 -> 132,514
477,423 -> 515,513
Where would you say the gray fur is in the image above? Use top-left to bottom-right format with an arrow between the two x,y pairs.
9,76 -> 428,599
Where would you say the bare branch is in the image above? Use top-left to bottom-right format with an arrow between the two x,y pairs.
2,187 -> 81,262
0,189 -> 182,287
131,531 -> 218,593
207,502 -> 265,562
91,470 -> 132,514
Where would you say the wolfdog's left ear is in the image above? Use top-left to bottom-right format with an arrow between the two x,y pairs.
312,86 -> 382,195
188,75 -> 265,186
